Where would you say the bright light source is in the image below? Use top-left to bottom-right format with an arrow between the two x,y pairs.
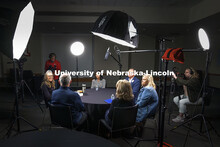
92,32 -> 136,48
13,2 -> 35,60
70,42 -> 85,56
198,28 -> 210,50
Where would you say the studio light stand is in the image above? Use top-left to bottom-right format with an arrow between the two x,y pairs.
0,2 -> 40,138
6,60 -> 39,138
17,58 -> 43,112
70,41 -> 85,89
167,67 -> 179,125
170,50 -> 220,147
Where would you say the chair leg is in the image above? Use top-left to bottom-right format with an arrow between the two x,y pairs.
98,120 -> 101,136
154,118 -> 158,137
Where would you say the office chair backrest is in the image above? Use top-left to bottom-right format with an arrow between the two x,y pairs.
49,104 -> 74,129
111,105 -> 138,130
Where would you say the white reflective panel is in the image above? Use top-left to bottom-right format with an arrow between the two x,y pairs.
128,21 -> 137,38
70,41 -> 85,56
198,28 -> 210,50
13,2 -> 35,60
92,32 -> 136,48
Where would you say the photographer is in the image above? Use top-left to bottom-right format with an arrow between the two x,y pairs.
172,67 -> 202,123
45,53 -> 61,89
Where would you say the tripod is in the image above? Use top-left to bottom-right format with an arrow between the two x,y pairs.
171,51 -> 219,147
17,59 -> 43,112
6,60 -> 40,138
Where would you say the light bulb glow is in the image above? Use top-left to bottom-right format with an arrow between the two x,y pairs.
198,28 -> 210,50
70,41 -> 85,56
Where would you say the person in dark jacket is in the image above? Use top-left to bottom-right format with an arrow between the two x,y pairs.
172,67 -> 202,123
51,73 -> 87,127
41,70 -> 55,106
125,68 -> 141,102
105,79 -> 134,125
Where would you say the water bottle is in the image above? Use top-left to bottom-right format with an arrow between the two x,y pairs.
111,94 -> 115,100
96,85 -> 99,91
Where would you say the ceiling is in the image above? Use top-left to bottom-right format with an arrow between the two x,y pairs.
1,0 -> 220,37
32,0 -> 203,7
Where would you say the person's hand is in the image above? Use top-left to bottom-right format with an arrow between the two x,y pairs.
172,73 -> 177,79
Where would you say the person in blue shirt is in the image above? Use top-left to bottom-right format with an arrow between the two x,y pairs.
136,74 -> 159,123
126,68 -> 141,102
51,73 -> 87,128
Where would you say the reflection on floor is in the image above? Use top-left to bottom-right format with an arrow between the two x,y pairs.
0,87 -> 220,147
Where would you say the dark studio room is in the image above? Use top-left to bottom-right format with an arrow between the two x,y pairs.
1,0 -> 220,147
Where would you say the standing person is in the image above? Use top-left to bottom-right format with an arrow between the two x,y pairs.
91,70 -> 106,89
172,67 -> 202,123
45,53 -> 61,89
51,74 -> 87,129
41,70 -> 55,106
126,68 -> 141,102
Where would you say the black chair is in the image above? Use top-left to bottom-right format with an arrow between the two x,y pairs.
98,105 -> 138,138
49,104 -> 74,129
134,113 -> 158,147
41,90 -> 50,108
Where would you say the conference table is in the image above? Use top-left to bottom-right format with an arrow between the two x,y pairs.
81,88 -> 116,133
0,128 -> 119,147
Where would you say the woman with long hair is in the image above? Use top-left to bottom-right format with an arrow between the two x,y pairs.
172,67 -> 202,123
105,79 -> 134,125
136,74 -> 158,122
91,70 -> 106,89
41,70 -> 55,105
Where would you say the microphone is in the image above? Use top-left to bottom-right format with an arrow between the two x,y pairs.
104,47 -> 111,60
114,46 -> 120,55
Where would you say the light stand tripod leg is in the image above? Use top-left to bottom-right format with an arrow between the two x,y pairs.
206,119 -> 220,137
6,60 -> 40,138
201,115 -> 213,147
17,116 -> 39,132
171,114 -> 214,147
22,80 -> 43,112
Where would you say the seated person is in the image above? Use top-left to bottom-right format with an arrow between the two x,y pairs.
105,79 -> 135,125
125,68 -> 141,102
41,70 -> 55,105
91,70 -> 106,88
172,67 -> 202,123
51,73 -> 87,128
136,74 -> 159,123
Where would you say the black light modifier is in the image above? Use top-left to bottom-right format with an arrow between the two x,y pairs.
91,11 -> 138,48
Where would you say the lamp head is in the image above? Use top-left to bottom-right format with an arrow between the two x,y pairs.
198,28 -> 210,51
91,11 -> 138,48
0,2 -> 34,60
13,2 -> 35,60
70,41 -> 85,56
